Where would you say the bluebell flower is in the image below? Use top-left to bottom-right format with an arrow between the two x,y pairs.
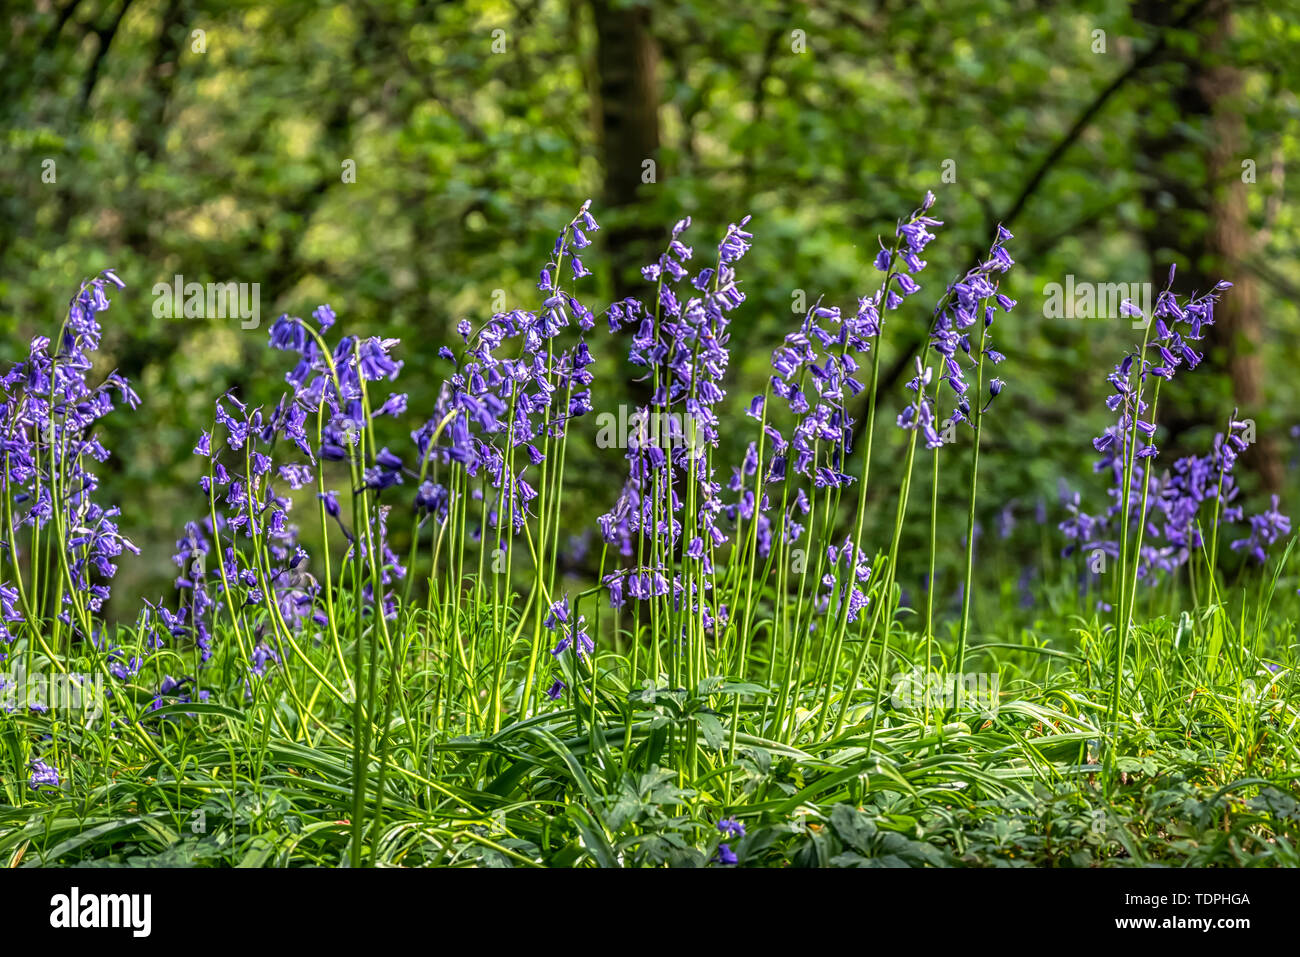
29,759 -> 59,790
717,817 -> 746,838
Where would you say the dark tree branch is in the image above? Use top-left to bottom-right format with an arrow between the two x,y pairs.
853,0 -> 1218,456
79,0 -> 134,113
995,0 -> 1215,237
41,0 -> 85,51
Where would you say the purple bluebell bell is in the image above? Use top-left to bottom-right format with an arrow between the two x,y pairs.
29,759 -> 59,790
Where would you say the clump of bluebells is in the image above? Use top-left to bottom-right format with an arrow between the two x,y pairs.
1045,268 -> 1293,781
0,270 -> 139,649
403,201 -> 604,717
8,199 -> 1296,869
597,212 -> 754,693
1060,273 -> 1289,591
190,385 -> 326,680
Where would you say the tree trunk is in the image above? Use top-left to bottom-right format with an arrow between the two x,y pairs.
589,0 -> 661,304
1134,0 -> 1280,491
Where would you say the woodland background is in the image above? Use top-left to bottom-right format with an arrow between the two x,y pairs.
3,0 -> 1298,618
